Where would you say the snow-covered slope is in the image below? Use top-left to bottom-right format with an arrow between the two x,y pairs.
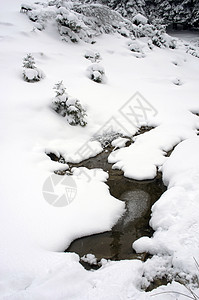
1,0 -> 199,299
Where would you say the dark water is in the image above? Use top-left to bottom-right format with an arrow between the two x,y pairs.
65,150 -> 166,264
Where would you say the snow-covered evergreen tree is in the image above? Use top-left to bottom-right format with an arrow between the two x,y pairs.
81,0 -> 199,29
191,0 -> 199,28
85,50 -> 101,62
22,53 -> 45,82
56,7 -> 94,43
87,64 -> 105,83
23,53 -> 36,69
21,0 -> 199,45
53,80 -> 66,97
20,1 -> 168,44
52,81 -> 87,126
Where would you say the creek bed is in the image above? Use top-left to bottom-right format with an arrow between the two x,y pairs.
46,127 -> 167,267
65,150 -> 166,264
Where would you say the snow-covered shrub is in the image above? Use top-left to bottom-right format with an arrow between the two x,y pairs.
151,32 -> 177,49
21,3 -> 34,13
56,7 -> 94,43
130,22 -> 167,41
128,39 -> 145,57
102,0 -> 199,31
104,0 -> 146,20
132,13 -> 148,25
128,40 -> 142,52
23,68 -> 44,82
173,78 -> 183,86
22,53 -> 45,82
135,24 -> 154,38
147,39 -> 154,50
84,50 -> 101,62
87,64 -> 105,83
92,131 -> 122,148
21,2 -> 56,31
186,46 -> 199,59
74,4 -> 131,36
52,81 -> 87,127
171,57 -> 186,67
56,4 -> 135,43
151,32 -> 167,48
168,38 -> 178,50
172,60 -> 179,66
53,80 -> 66,97
20,0 -> 178,48
23,53 -> 35,69
118,26 -> 130,37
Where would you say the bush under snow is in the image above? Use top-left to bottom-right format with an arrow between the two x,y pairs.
87,64 -> 105,83
52,81 -> 87,127
20,1 -> 173,46
84,50 -> 101,62
132,13 -> 148,25
22,53 -> 45,82
186,45 -> 199,58
128,39 -> 146,57
92,131 -> 123,148
173,78 -> 183,86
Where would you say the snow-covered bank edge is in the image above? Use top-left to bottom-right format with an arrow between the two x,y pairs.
133,137 -> 199,294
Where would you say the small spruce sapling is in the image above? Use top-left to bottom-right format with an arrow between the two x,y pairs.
52,81 -> 87,127
53,80 -> 66,98
87,64 -> 105,83
173,78 -> 183,86
84,50 -> 101,63
22,53 -> 45,82
23,53 -> 36,69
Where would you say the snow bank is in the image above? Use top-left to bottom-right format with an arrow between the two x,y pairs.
134,137 -> 199,281
108,122 -> 197,180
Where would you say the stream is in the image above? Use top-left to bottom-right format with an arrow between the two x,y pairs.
66,151 -> 166,267
47,128 -> 167,269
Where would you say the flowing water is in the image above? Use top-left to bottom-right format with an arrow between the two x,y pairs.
65,150 -> 166,266
46,127 -> 167,268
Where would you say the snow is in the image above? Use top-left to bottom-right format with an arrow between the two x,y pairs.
133,138 -> 199,283
81,253 -> 98,265
23,67 -> 45,81
111,136 -> 129,148
1,0 -> 199,299
132,13 -> 148,25
23,67 -> 38,80
109,122 -> 197,180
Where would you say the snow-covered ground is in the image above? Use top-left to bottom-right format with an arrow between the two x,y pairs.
1,1 -> 199,299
